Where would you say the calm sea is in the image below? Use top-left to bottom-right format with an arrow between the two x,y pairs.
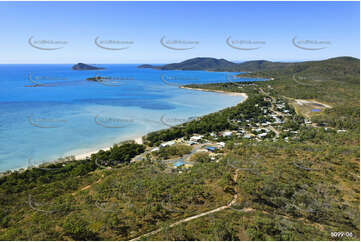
0,64 -> 262,172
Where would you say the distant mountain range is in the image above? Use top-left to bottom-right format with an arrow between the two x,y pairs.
236,56 -> 360,84
138,57 -> 360,74
137,57 -> 295,72
138,58 -> 237,71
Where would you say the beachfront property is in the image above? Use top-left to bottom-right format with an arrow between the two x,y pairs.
173,160 -> 185,168
172,160 -> 193,169
205,146 -> 217,152
187,140 -> 197,145
253,128 -> 262,132
270,114 -> 283,124
304,119 -> 312,124
143,88 -> 337,171
151,147 -> 160,152
257,133 -> 268,138
196,148 -> 209,153
243,134 -> 253,139
222,131 -> 233,137
175,137 -> 185,143
190,135 -> 203,142
160,140 -> 176,147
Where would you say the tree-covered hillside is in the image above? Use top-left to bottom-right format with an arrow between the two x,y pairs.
0,56 -> 359,241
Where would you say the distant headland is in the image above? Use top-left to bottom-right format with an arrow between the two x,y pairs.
137,57 -> 294,72
137,56 -> 360,73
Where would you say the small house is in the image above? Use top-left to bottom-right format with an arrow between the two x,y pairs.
160,140 -> 176,147
222,131 -> 233,137
173,160 -> 185,168
151,147 -> 160,152
205,146 -> 217,152
190,135 -> 203,142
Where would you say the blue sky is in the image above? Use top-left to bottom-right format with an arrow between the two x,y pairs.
0,1 -> 359,64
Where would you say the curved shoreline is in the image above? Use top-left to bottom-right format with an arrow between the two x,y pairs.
73,87 -> 247,160
179,86 -> 248,99
72,136 -> 144,160
0,87 -> 247,175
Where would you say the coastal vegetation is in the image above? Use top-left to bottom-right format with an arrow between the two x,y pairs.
0,56 -> 359,240
152,144 -> 192,160
138,57 -> 295,72
144,95 -> 271,146
138,56 -> 358,74
0,143 -> 144,193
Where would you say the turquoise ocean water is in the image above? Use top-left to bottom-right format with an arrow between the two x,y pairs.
0,64 -> 262,172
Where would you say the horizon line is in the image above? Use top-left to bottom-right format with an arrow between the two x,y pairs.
0,55 -> 359,65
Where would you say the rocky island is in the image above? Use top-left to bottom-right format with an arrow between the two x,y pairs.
72,63 -> 105,70
138,64 -> 158,69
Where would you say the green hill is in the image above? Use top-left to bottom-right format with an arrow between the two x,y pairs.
240,56 -> 359,82
237,60 -> 294,72
138,57 -> 360,76
1,56 -> 359,241
138,57 -> 239,71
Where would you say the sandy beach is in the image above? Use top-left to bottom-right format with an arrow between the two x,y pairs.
179,86 -> 248,100
0,85 -> 248,175
72,136 -> 144,160
72,87 -> 247,161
